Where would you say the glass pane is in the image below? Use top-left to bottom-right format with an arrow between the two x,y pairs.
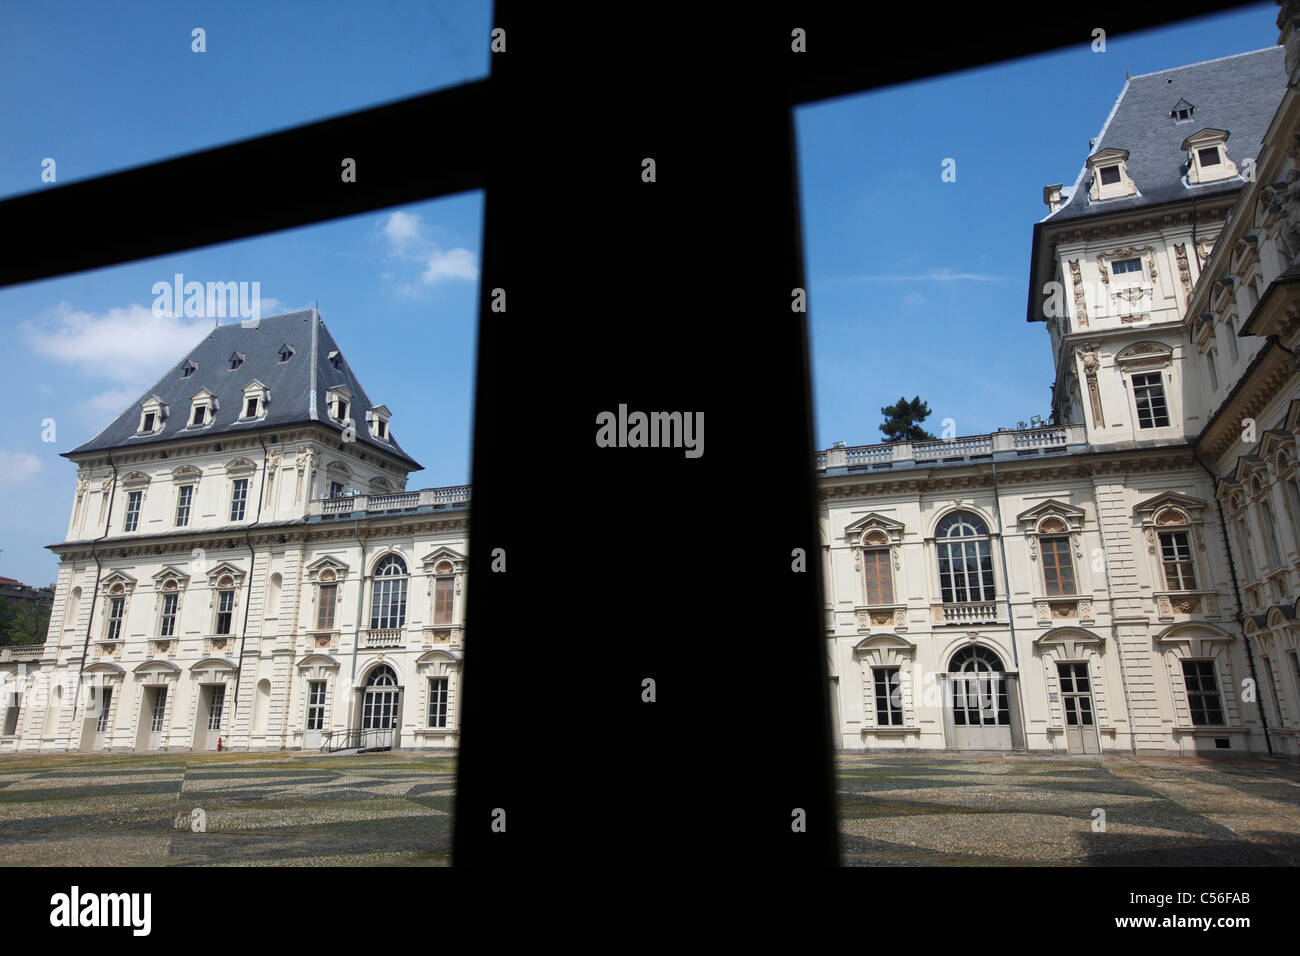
0,2 -> 492,201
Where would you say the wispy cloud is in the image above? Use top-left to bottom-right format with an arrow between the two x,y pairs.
381,211 -> 478,288
0,450 -> 43,486
20,303 -> 211,414
902,292 -> 927,306
837,267 -> 1010,283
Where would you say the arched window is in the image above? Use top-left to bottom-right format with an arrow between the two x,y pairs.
363,664 -> 399,730
370,555 -> 408,629
936,510 -> 995,603
948,645 -> 1010,727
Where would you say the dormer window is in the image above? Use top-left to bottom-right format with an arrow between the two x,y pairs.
229,351 -> 244,370
328,350 -> 343,371
188,389 -> 217,428
137,396 -> 166,435
326,385 -> 353,424
181,359 -> 197,378
1086,147 -> 1136,201
366,405 -> 392,442
1183,128 -> 1237,185
1171,99 -> 1195,123
240,380 -> 269,420
278,343 -> 295,363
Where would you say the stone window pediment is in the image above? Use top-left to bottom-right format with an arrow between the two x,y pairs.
241,380 -> 269,420
137,395 -> 168,435
1114,340 -> 1172,371
1017,499 -> 1085,566
150,566 -> 191,589
204,562 -> 246,588
100,570 -> 137,596
305,555 -> 351,582
225,457 -> 257,478
120,471 -> 151,490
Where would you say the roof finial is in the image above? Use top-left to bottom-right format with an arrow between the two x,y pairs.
1125,67 -> 1130,80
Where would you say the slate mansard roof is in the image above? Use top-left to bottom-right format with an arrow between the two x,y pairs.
67,310 -> 422,470
1047,46 -> 1287,222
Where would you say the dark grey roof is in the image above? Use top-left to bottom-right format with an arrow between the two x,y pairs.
1048,47 -> 1286,222
67,310 -> 421,470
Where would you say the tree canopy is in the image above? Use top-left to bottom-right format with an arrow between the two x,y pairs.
879,395 -> 936,442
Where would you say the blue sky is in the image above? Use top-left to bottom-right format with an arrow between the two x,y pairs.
0,2 -> 488,586
0,2 -> 1284,586
796,1 -> 1280,448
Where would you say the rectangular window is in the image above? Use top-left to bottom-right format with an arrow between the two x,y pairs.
317,583 -> 337,630
434,577 -> 455,625
427,677 -> 449,728
873,667 -> 904,726
862,548 -> 894,605
123,490 -> 142,532
215,589 -> 235,635
2,693 -> 20,736
150,688 -> 168,733
159,592 -> 178,637
1132,373 -> 1171,429
230,478 -> 248,521
1159,531 -> 1198,590
1260,501 -> 1283,569
1226,314 -> 1239,363
1040,535 -> 1076,596
306,681 -> 326,731
1111,257 -> 1142,275
1263,657 -> 1284,725
1181,659 -> 1224,726
175,485 -> 193,527
338,400 -> 349,421
95,686 -> 113,733
142,411 -> 155,432
1099,165 -> 1121,185
329,481 -> 345,498
207,685 -> 225,731
1205,352 -> 1218,392
192,405 -> 206,426
106,596 -> 125,641
1237,518 -> 1258,581
244,397 -> 258,418
1198,147 -> 1221,167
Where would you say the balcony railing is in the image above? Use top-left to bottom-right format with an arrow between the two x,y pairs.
931,602 -> 1001,625
0,645 -> 45,663
362,628 -> 404,648
312,484 -> 471,516
817,425 -> 1084,471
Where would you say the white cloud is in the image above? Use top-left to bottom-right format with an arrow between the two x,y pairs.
422,248 -> 478,284
384,211 -> 424,254
0,450 -> 43,486
903,293 -> 927,306
382,211 -> 478,288
842,268 -> 1008,283
21,303 -> 211,385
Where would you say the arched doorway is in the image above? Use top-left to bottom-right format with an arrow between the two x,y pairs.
361,664 -> 400,748
948,645 -> 1012,750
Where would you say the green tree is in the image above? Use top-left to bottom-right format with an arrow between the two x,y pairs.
879,395 -> 936,442
0,600 -> 46,646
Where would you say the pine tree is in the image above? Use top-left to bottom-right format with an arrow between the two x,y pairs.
879,395 -> 936,442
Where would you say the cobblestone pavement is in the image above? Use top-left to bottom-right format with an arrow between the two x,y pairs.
5,751 -> 1298,866
0,751 -> 455,866
838,753 -> 1300,866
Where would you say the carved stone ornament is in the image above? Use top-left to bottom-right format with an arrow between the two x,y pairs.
1069,259 -> 1088,328
1174,243 -> 1192,302
1078,345 -> 1105,428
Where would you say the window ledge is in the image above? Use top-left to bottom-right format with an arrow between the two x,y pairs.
861,725 -> 919,736
854,605 -> 907,631
1152,590 -> 1220,620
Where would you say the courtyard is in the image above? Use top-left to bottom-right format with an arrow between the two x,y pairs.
1,751 -> 1298,865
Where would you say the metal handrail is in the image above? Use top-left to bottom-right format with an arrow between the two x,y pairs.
319,727 -> 395,753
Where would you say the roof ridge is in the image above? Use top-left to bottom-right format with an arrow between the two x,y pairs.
1128,46 -> 1280,81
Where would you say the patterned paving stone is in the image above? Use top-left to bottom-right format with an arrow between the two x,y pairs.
838,753 -> 1300,866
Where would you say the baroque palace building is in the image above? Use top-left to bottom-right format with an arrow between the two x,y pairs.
0,309 -> 468,753
8,10 -> 1300,757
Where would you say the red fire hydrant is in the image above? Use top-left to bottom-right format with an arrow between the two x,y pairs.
217,737 -> 223,752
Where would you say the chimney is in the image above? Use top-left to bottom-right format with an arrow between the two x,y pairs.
1043,183 -> 1064,214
